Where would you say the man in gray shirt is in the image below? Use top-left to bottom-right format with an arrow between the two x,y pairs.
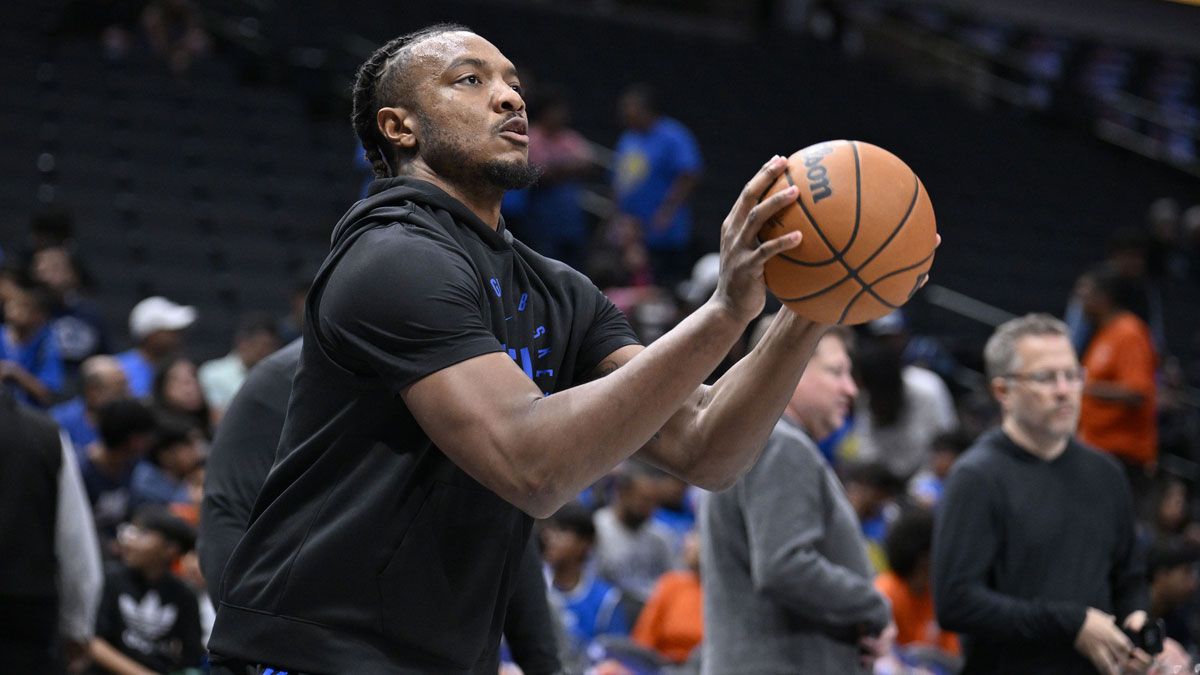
700,327 -> 893,674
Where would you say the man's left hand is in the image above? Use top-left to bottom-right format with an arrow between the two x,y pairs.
859,621 -> 897,669
1121,611 -> 1155,675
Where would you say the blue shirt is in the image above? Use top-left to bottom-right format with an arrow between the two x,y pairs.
114,349 -> 155,398
549,570 -> 630,657
50,396 -> 98,461
613,117 -> 702,250
130,460 -> 191,509
0,323 -> 63,407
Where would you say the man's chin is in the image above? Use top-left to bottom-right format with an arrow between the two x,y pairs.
484,158 -> 542,191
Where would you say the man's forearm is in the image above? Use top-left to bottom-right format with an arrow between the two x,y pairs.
642,311 -> 826,487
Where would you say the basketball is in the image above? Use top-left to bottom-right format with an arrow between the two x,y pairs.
758,140 -> 937,325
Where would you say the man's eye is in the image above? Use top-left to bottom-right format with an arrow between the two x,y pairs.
462,75 -> 480,84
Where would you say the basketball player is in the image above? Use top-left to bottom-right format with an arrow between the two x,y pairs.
208,24 -> 828,674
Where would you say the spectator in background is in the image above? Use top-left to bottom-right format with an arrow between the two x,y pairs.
79,398 -> 159,557
612,84 -> 702,286
116,296 -> 195,398
593,460 -> 675,606
1144,197 -> 1187,282
523,84 -> 593,270
31,245 -> 112,389
197,313 -> 281,423
933,314 -> 1150,675
852,339 -> 958,483
130,418 -> 203,510
50,355 -> 130,463
651,473 -> 696,566
865,309 -> 961,402
700,328 -> 894,674
1145,538 -> 1200,655
631,531 -> 703,664
1142,477 -> 1200,546
140,0 -> 210,75
842,461 -> 905,574
908,429 -> 975,508
541,503 -> 631,667
0,280 -> 64,407
874,508 -> 960,656
0,387 -> 103,675
90,506 -> 203,675
152,356 -> 212,439
277,276 -> 311,343
1066,231 -> 1165,356
1074,265 -> 1158,489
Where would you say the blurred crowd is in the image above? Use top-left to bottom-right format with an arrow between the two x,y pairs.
4,9 -> 1200,675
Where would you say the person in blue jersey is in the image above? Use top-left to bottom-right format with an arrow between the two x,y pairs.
208,23 -> 833,675
612,84 -> 702,286
0,280 -> 64,407
541,503 -> 632,665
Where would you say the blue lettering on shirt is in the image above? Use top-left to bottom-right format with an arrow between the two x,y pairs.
537,348 -> 551,359
533,326 -> 545,339
490,278 -> 502,296
518,293 -> 528,311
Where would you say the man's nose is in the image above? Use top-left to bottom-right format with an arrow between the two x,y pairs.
494,82 -> 524,112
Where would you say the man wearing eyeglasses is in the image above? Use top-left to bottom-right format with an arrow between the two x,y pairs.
932,313 -> 1153,675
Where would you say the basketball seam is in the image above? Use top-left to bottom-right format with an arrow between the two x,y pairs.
778,168 -> 838,265
775,272 -> 854,303
842,141 -> 862,256
833,177 -> 923,321
835,249 -> 936,324
851,177 -> 922,280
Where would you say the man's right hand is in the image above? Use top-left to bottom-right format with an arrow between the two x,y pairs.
711,155 -> 803,324
1075,607 -> 1135,675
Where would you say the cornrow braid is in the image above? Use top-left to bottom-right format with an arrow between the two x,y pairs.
350,23 -> 471,179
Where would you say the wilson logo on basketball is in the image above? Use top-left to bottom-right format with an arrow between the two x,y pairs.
801,144 -> 835,203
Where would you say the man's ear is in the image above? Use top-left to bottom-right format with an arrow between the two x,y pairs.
377,106 -> 418,152
990,376 -> 1009,408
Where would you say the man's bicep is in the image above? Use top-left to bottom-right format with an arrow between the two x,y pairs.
401,352 -> 548,505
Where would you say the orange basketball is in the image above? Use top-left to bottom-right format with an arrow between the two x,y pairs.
758,140 -> 937,325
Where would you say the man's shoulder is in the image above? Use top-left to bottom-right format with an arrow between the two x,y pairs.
946,434 -> 1010,480
761,418 -> 822,465
1067,438 -> 1126,479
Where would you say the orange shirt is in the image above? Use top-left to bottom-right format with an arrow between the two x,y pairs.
1078,311 -> 1157,465
630,570 -> 703,663
874,571 -> 959,655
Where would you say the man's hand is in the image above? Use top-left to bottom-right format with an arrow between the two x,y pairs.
1121,611 -> 1155,675
711,155 -> 803,324
858,621 -> 897,669
1075,608 -> 1135,675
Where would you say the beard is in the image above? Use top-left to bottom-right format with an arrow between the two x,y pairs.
418,111 -> 541,192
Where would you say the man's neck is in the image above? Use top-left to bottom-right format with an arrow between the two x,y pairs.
552,563 -> 582,592
1001,418 -> 1069,461
6,323 -> 35,344
401,163 -> 503,230
1094,307 -> 1122,328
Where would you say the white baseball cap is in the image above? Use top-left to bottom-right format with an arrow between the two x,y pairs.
129,296 -> 197,341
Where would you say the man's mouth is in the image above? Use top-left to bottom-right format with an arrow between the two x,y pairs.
498,117 -> 529,144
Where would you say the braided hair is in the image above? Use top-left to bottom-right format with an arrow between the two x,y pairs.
350,23 -> 471,178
